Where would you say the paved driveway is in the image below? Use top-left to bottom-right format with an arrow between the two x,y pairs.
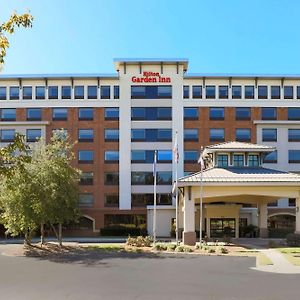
0,247 -> 299,300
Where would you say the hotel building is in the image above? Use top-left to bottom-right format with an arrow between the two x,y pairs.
1,58 -> 300,239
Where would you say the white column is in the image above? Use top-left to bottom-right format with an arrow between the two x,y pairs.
183,187 -> 196,245
295,197 -> 300,233
258,203 -> 268,238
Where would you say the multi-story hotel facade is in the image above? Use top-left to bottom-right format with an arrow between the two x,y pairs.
1,58 -> 300,238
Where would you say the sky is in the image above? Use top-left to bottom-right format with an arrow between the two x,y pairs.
0,0 -> 300,75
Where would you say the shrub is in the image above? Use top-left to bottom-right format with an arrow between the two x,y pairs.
126,235 -> 152,247
208,248 -> 216,253
184,247 -> 193,253
175,245 -> 185,252
153,243 -> 167,251
101,226 -> 146,236
167,244 -> 177,251
286,233 -> 300,247
220,247 -> 228,254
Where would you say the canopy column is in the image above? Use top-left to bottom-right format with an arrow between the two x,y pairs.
258,203 -> 268,238
183,187 -> 196,246
295,197 -> 300,234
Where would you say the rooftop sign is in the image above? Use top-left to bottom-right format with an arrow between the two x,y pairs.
132,72 -> 171,83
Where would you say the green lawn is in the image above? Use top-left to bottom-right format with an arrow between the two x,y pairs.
278,247 -> 300,266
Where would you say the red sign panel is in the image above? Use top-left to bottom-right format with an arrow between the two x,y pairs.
132,71 -> 171,83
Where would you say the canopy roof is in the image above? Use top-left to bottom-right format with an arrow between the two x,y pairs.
178,167 -> 300,186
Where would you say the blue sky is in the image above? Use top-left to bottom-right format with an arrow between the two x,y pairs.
0,0 -> 299,75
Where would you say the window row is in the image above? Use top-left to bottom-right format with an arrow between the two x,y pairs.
0,85 -> 119,100
131,107 -> 172,120
78,150 -> 119,163
262,128 -> 300,142
216,154 -> 260,167
183,128 -> 252,142
131,171 -> 172,185
131,129 -> 172,142
0,108 -> 119,121
131,85 -> 172,99
0,129 -> 41,142
183,85 -> 300,100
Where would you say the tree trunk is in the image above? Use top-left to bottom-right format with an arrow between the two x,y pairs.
24,229 -> 32,246
50,223 -> 58,240
58,223 -> 62,247
40,223 -> 45,245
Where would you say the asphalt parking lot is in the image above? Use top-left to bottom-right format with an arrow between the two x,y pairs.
0,247 -> 299,300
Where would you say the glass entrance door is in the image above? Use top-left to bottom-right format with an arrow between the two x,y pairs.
210,218 -> 235,238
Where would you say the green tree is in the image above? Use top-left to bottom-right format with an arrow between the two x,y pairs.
0,11 -> 33,65
0,132 -> 80,246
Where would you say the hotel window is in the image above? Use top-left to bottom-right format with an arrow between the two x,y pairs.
74,86 -> 84,99
27,108 -> 42,121
184,107 -> 198,120
78,150 -> 94,164
105,129 -> 119,141
263,151 -> 277,163
132,194 -> 172,207
288,129 -> 300,142
289,150 -> 300,163
261,107 -> 277,120
262,128 -> 277,142
248,154 -> 259,167
114,85 -> 120,99
131,129 -> 146,141
104,172 -> 119,185
206,85 -> 215,98
79,172 -> 94,185
9,86 -> 19,100
131,150 -> 146,163
233,154 -> 244,167
48,86 -> 58,99
22,86 -> 32,100
217,154 -> 228,167
52,108 -> 68,121
78,129 -> 94,142
61,86 -> 71,99
0,129 -> 15,142
101,86 -> 111,99
88,86 -> 97,99
131,108 -> 145,120
289,198 -> 296,207
131,86 -> 172,99
26,129 -> 42,142
232,86 -> 241,99
78,108 -> 93,120
1,108 -> 16,121
0,86 -> 6,100
105,108 -> 119,120
235,107 -> 251,120
105,195 -> 119,207
157,107 -> 172,120
157,129 -> 172,141
209,107 -> 224,120
105,151 -> 119,162
210,128 -> 225,142
297,86 -> 300,99
157,150 -> 172,162
288,108 -> 300,120
157,171 -> 172,185
271,86 -> 280,99
245,86 -> 254,99
284,86 -> 293,99
36,86 -> 45,99
52,129 -> 68,140
219,86 -> 228,99
235,128 -> 251,142
184,129 -> 198,141
192,85 -> 202,98
131,172 -> 153,185
258,86 -> 268,99
79,194 -> 94,207
184,151 -> 198,162
131,107 -> 172,121
183,86 -> 189,99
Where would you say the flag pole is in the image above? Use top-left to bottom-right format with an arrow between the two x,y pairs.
199,146 -> 204,248
153,150 -> 157,244
175,131 -> 179,245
